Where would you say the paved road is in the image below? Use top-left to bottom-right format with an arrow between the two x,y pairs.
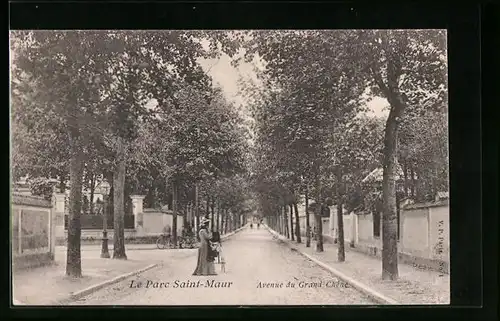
71,228 -> 374,305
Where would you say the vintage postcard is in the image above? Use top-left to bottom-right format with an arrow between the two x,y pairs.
10,29 -> 449,306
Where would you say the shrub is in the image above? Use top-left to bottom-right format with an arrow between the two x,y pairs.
29,177 -> 55,200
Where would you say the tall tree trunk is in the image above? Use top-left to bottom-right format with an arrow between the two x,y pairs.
225,209 -> 229,233
279,209 -> 283,234
286,206 -> 290,238
337,169 -> 345,262
224,209 -> 228,234
336,203 -> 346,261
277,209 -> 281,234
293,202 -> 301,243
205,196 -> 210,219
281,208 -> 285,235
289,204 -> 294,241
315,163 -> 324,252
283,206 -> 289,238
374,36 -> 403,279
195,183 -> 200,241
396,191 -> 401,240
315,211 -> 324,252
315,212 -> 324,249
275,210 -> 278,232
216,199 -> 220,232
305,187 -> 311,247
381,104 -> 402,280
108,175 -> 114,219
274,211 -> 278,233
191,203 -> 195,227
220,208 -> 225,234
402,159 -> 409,198
113,137 -> 127,260
187,203 -> 192,227
89,173 -> 96,215
283,207 -> 286,236
278,209 -> 281,234
66,144 -> 84,277
210,196 -> 215,232
410,164 -> 416,198
172,181 -> 178,248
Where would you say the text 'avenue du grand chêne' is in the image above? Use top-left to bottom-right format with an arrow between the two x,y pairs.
256,280 -> 349,289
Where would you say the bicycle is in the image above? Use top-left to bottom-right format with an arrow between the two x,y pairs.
178,235 -> 197,249
156,234 -> 174,249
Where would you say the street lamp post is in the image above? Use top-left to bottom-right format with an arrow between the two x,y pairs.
100,181 -> 111,259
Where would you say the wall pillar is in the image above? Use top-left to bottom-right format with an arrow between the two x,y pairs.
53,193 -> 66,250
329,206 -> 335,238
426,208 -> 432,258
130,195 -> 145,231
351,212 -> 358,247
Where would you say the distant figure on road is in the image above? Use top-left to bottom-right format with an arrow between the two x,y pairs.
250,223 -> 253,229
192,218 -> 217,276
257,223 -> 260,229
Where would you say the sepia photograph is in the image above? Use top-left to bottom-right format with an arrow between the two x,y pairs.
10,29 -> 449,306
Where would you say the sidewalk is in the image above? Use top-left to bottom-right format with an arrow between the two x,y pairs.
13,226 -> 247,305
13,249 -> 177,305
265,225 -> 450,305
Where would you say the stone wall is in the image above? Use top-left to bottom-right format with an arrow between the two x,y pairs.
284,198 -> 450,273
12,194 -> 55,270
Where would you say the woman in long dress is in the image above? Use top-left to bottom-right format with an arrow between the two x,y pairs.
192,218 -> 217,276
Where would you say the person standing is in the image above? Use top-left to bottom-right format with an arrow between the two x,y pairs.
192,218 -> 217,276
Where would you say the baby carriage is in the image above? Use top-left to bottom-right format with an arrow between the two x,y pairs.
210,231 -> 226,272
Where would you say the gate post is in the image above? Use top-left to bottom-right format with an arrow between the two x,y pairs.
53,193 -> 66,248
130,195 -> 145,231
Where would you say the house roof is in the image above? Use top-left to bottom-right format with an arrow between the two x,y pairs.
404,198 -> 449,209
